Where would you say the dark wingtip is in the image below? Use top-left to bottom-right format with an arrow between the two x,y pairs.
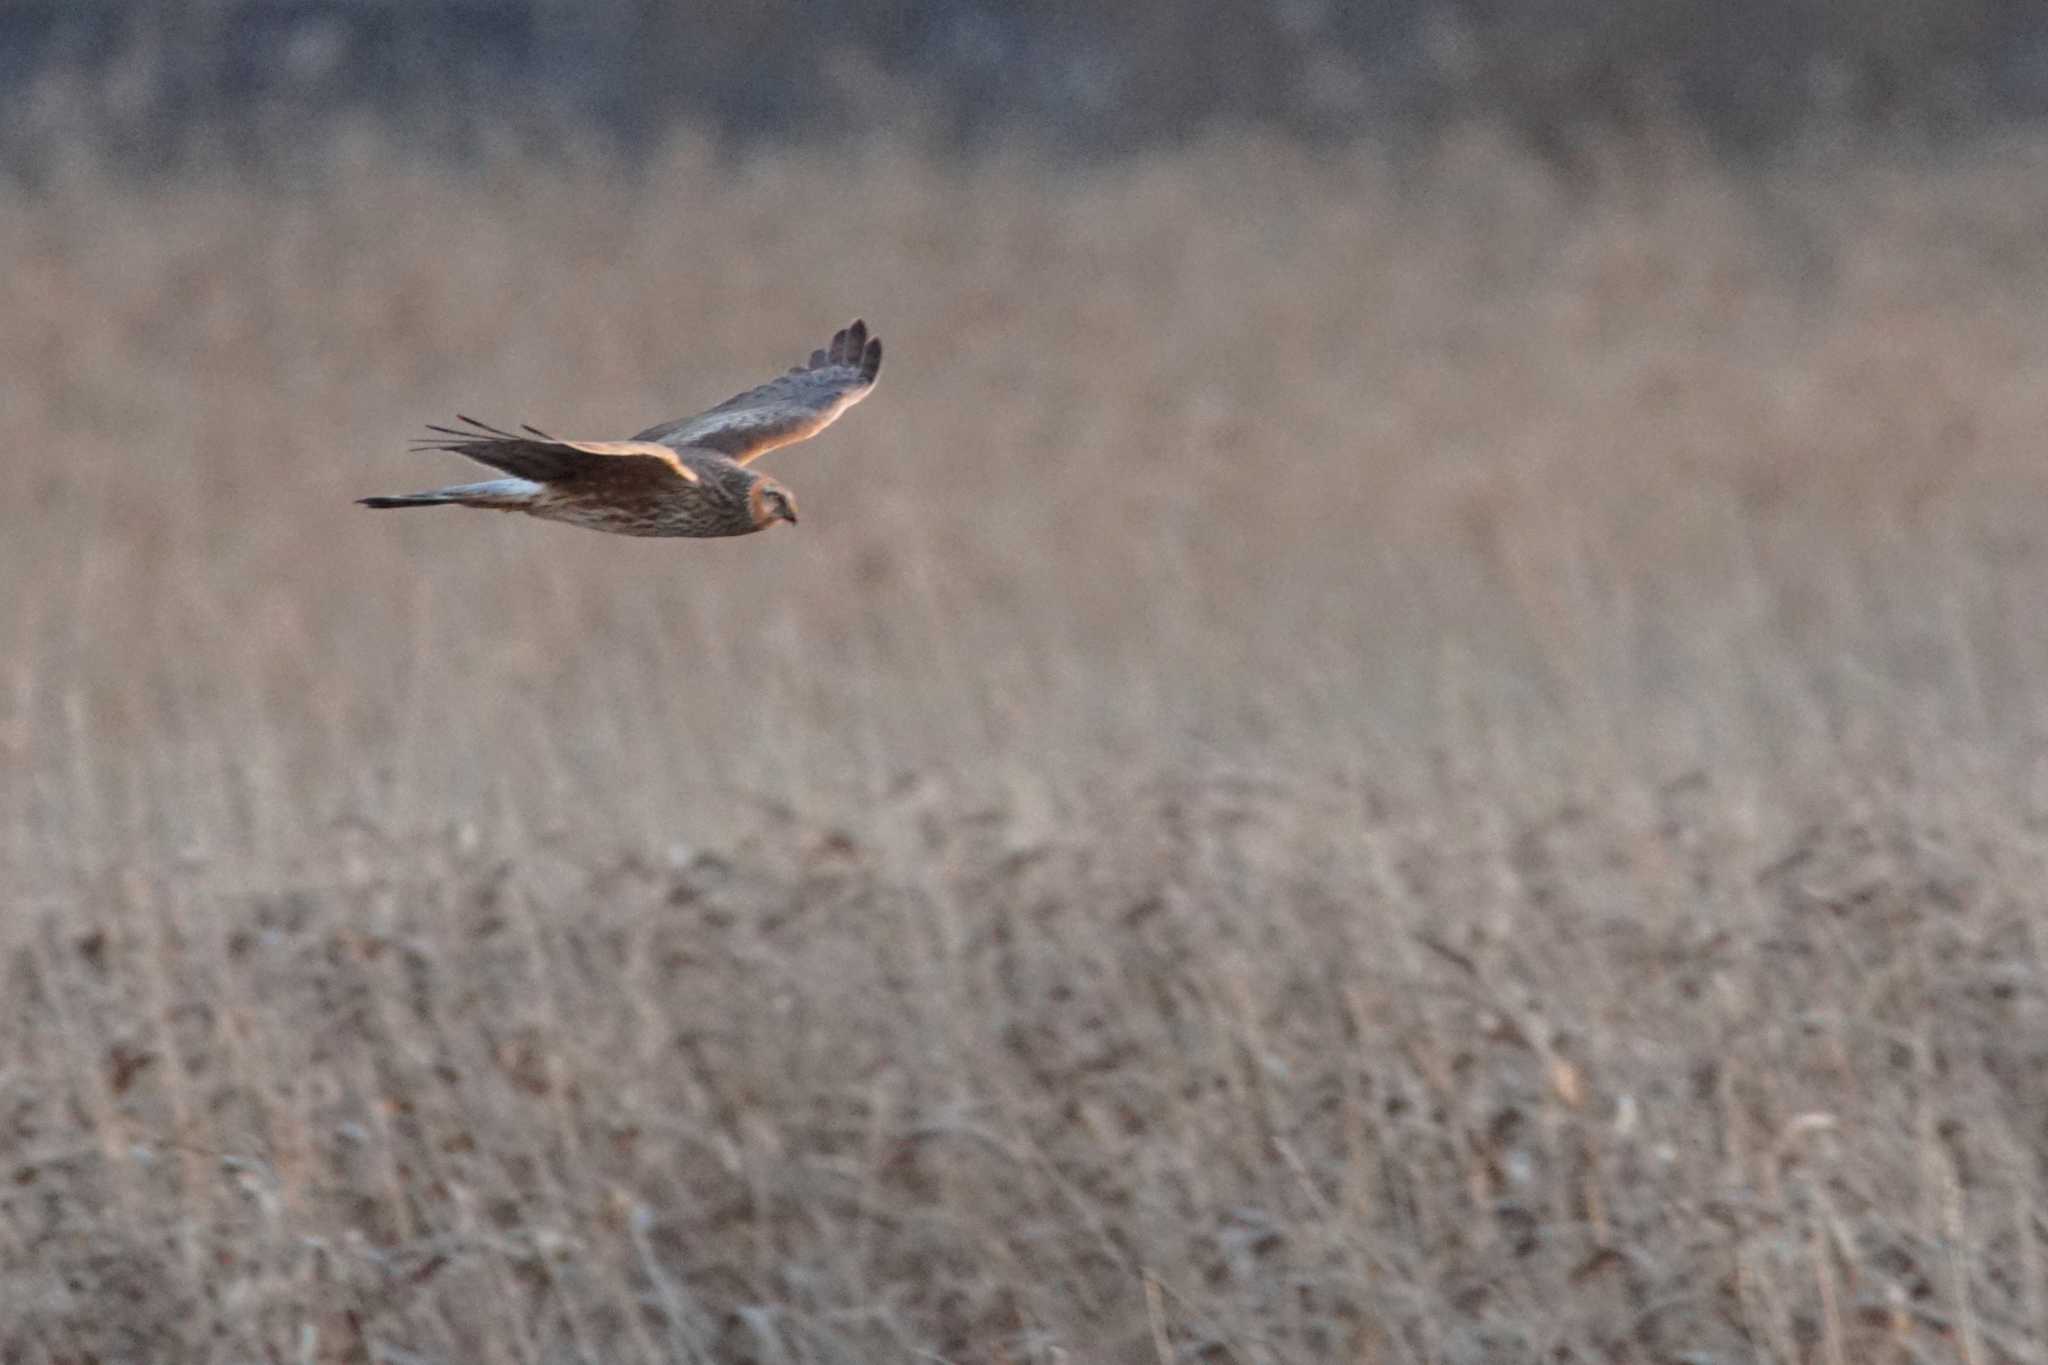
456,414 -> 518,439
862,336 -> 882,381
358,496 -> 402,508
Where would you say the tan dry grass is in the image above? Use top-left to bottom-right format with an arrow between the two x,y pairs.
7,128 -> 2048,1361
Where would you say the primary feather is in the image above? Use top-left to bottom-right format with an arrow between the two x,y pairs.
632,319 -> 883,465
410,415 -> 702,485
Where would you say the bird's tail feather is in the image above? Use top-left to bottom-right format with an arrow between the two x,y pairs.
358,493 -> 453,509
357,478 -> 539,511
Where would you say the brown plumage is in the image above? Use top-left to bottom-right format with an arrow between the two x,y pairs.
360,319 -> 883,538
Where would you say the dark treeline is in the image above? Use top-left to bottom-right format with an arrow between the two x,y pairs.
9,0 -> 2048,172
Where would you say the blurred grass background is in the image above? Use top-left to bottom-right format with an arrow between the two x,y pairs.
10,8 -> 2048,1364
9,0 -> 2048,165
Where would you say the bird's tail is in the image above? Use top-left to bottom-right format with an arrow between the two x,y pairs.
357,478 -> 539,511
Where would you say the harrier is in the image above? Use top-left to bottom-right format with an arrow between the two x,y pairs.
359,319 -> 883,538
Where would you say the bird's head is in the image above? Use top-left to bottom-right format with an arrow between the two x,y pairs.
747,477 -> 800,529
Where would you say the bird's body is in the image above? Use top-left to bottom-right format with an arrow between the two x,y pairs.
528,454 -> 761,539
360,320 -> 882,539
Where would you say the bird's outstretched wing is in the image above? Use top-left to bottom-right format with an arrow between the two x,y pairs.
413,416 -> 701,484
633,319 -> 883,466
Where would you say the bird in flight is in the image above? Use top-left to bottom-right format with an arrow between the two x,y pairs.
360,319 -> 883,538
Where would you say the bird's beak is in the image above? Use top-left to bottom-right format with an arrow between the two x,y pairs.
784,508 -> 799,525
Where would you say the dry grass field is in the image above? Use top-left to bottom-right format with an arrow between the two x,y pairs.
9,128 -> 2048,1363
